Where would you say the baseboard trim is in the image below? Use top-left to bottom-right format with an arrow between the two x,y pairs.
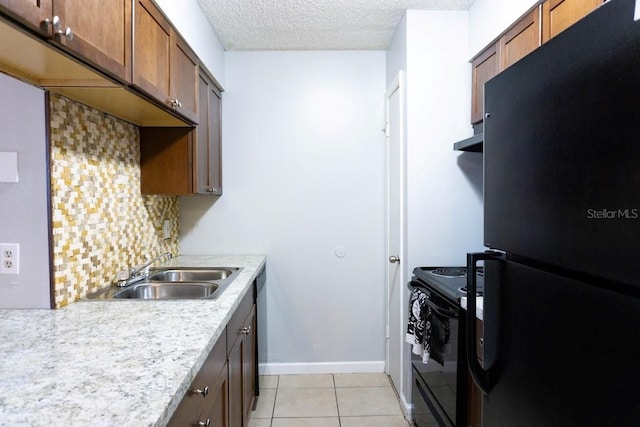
259,361 -> 386,375
399,392 -> 413,419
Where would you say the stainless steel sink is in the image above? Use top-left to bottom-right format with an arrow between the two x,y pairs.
147,268 -> 235,282
114,282 -> 219,299
86,267 -> 243,300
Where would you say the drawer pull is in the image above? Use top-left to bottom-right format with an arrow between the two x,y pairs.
196,419 -> 211,427
190,386 -> 209,397
241,326 -> 251,335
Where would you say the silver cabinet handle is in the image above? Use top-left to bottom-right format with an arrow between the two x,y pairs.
389,255 -> 400,263
196,420 -> 210,427
190,386 -> 209,397
241,326 -> 251,335
51,15 -> 73,40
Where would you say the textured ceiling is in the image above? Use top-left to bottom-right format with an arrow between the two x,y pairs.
197,0 -> 475,51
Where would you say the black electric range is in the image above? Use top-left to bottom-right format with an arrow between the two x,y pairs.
409,266 -> 484,427
412,266 -> 484,304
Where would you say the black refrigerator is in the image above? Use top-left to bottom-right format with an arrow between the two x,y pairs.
466,0 -> 640,425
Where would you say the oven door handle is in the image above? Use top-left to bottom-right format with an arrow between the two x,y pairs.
466,251 -> 504,395
424,295 -> 459,319
409,281 -> 459,319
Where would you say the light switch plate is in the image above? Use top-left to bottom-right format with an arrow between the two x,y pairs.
0,152 -> 19,183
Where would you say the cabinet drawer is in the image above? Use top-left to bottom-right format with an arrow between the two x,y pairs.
226,287 -> 254,353
168,329 -> 227,427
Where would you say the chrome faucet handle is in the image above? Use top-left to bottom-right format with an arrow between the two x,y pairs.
114,270 -> 131,287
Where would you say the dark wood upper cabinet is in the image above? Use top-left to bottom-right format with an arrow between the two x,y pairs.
0,0 -> 52,36
195,67 -> 222,195
132,0 -> 198,124
0,0 -> 131,82
52,0 -> 131,83
471,43 -> 499,125
140,65 -> 222,196
140,127 -> 193,195
470,0 -> 605,125
132,0 -> 171,103
500,7 -> 541,70
542,0 -> 603,43
171,31 -> 199,123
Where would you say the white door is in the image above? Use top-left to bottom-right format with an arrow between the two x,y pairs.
385,73 -> 405,394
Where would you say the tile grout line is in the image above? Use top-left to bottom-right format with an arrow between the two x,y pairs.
333,374 -> 343,427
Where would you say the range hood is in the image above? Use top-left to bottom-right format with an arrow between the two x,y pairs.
453,132 -> 483,152
453,123 -> 483,152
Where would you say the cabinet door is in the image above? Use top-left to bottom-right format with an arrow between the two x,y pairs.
0,0 -> 52,36
541,0 -> 603,43
170,30 -> 198,123
242,306 -> 257,426
52,0 -> 131,83
228,340 -> 243,427
227,288 -> 256,427
206,367 -> 229,427
500,7 -> 541,70
132,0 -> 171,104
195,69 -> 222,195
471,43 -> 499,124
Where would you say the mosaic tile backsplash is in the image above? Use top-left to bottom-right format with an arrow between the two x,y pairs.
49,94 -> 179,308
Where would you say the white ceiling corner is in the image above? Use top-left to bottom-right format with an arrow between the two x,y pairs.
197,0 -> 476,51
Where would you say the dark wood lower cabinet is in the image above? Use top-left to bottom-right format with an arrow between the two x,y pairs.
241,307 -> 256,425
228,340 -> 243,427
227,287 -> 257,427
168,283 -> 258,427
208,371 -> 229,427
168,329 -> 228,427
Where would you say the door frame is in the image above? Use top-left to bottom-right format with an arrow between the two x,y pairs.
384,71 -> 408,402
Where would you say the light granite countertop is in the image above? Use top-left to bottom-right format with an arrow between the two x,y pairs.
0,254 -> 266,427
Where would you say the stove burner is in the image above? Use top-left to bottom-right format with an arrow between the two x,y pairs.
430,267 -> 466,278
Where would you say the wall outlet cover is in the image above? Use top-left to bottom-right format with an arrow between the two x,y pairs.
0,243 -> 19,275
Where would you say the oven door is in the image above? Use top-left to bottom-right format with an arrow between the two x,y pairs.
410,282 -> 466,427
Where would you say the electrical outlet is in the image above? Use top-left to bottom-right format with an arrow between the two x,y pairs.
0,243 -> 19,275
163,220 -> 171,240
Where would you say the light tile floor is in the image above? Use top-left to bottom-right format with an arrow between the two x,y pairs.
248,373 -> 411,427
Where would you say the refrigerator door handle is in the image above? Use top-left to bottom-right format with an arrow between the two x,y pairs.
466,251 -> 505,394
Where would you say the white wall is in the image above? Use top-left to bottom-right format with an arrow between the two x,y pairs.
386,13 -> 407,89
385,9 -> 486,409
155,0 -> 226,87
468,0 -> 538,57
406,10 -> 484,270
0,74 -> 50,309
180,51 -> 387,372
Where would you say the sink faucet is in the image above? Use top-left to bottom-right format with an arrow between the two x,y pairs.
130,252 -> 173,278
115,252 -> 173,287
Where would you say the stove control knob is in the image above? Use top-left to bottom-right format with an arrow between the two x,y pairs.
389,255 -> 400,264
